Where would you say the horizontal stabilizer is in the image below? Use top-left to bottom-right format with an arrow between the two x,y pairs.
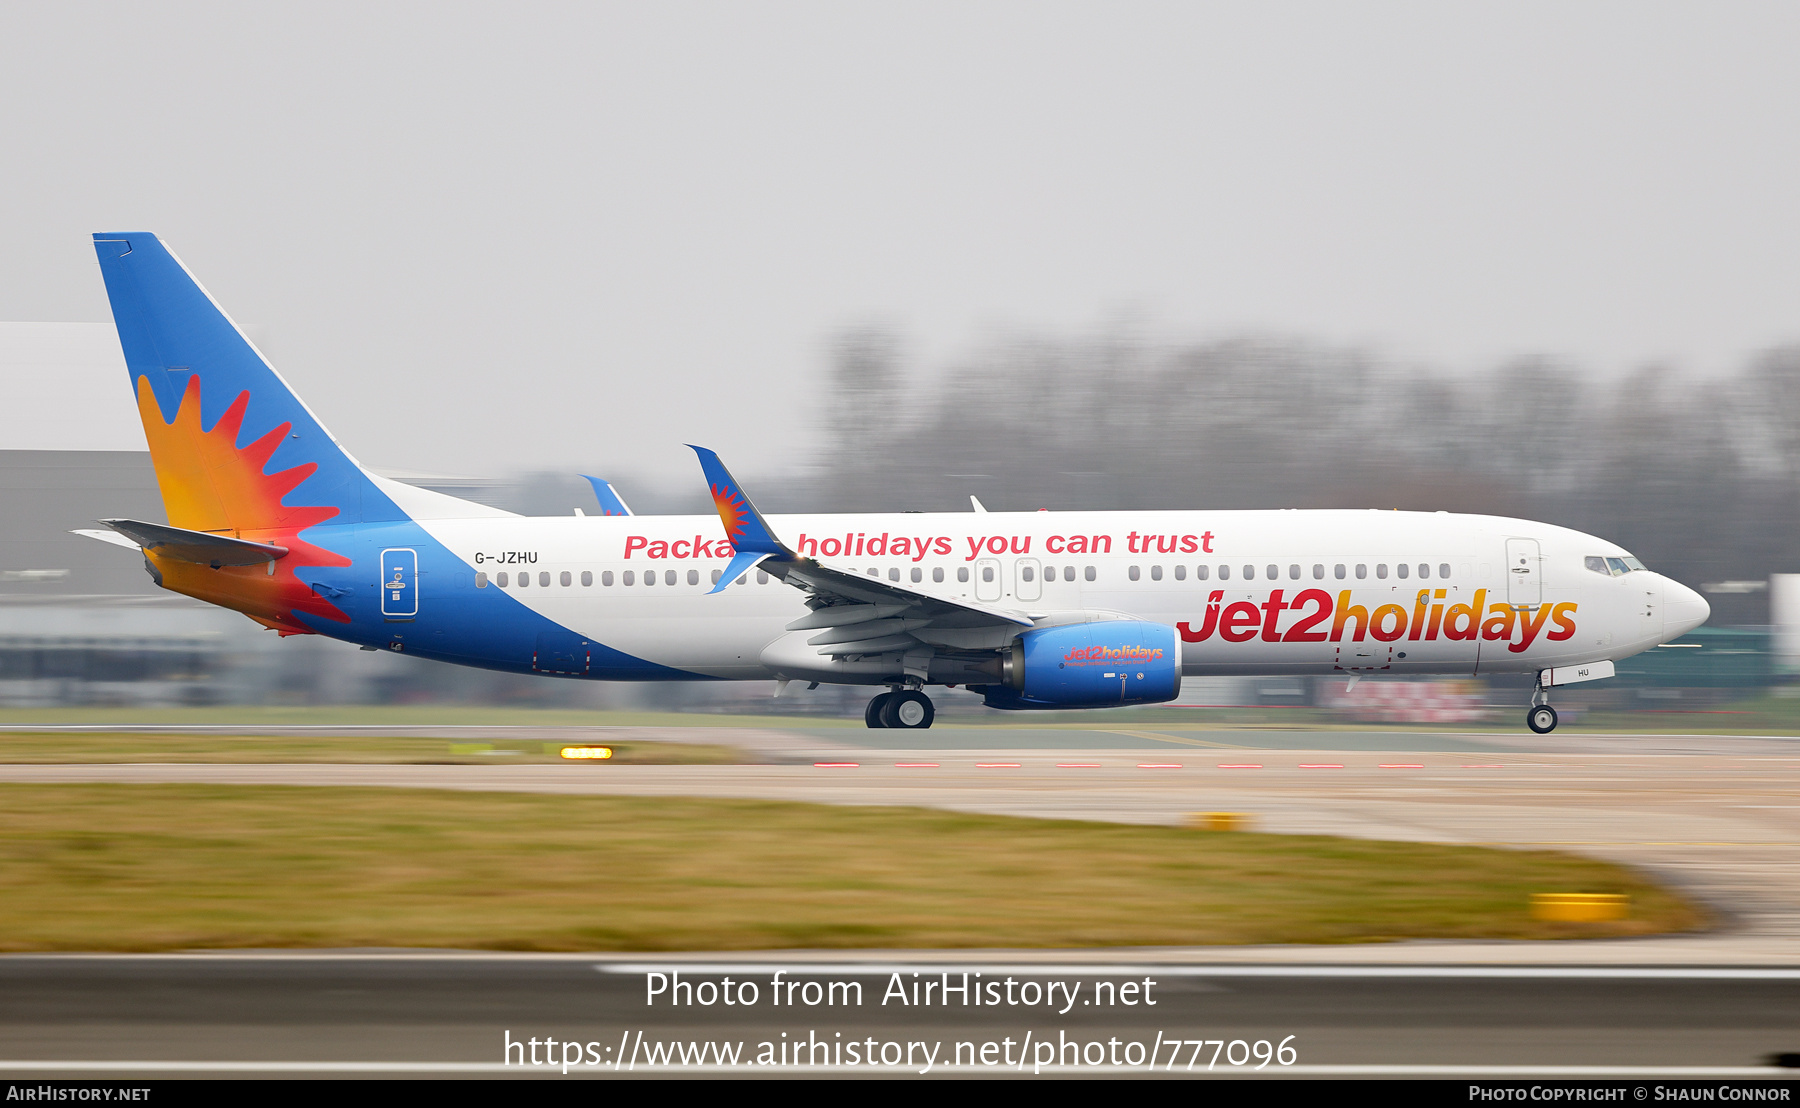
70,528 -> 142,551
99,518 -> 288,567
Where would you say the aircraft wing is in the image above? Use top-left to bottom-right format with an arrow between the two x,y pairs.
689,446 -> 1031,659
765,557 -> 1032,655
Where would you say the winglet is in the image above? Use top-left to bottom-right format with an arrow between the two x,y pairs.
581,476 -> 633,516
688,446 -> 787,594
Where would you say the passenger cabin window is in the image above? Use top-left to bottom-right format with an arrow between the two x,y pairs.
518,572 -> 529,588
911,568 -> 922,583
1355,564 -> 1367,580
621,570 -> 633,586
496,572 -> 509,587
889,568 -> 900,582
1289,564 -> 1300,580
643,571 -> 654,586
710,570 -> 720,584
933,567 -> 945,583
1313,564 -> 1324,580
475,572 -> 488,588
1022,565 -> 1036,582
1129,565 -> 1140,581
1418,564 -> 1429,579
1397,563 -> 1409,579
1151,565 -> 1162,581
688,569 -> 699,585
981,566 -> 994,583
602,571 -> 614,586
1439,563 -> 1451,578
665,570 -> 677,585
580,570 -> 592,586
758,570 -> 770,584
1376,564 -> 1388,580
561,571 -> 572,587
1243,565 -> 1255,580
1084,566 -> 1096,582
1174,565 -> 1186,581
1219,565 -> 1230,581
538,572 -> 550,587
1196,565 -> 1209,580
1334,564 -> 1346,580
1063,565 -> 1075,581
1265,564 -> 1277,579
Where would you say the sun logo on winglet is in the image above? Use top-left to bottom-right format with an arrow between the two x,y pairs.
710,483 -> 750,544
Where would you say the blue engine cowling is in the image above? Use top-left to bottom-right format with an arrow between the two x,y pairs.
982,620 -> 1181,710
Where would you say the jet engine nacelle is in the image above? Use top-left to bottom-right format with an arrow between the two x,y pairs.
982,620 -> 1181,710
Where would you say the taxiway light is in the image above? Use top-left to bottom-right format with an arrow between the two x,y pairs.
560,745 -> 614,760
1188,812 -> 1254,832
1531,893 -> 1628,922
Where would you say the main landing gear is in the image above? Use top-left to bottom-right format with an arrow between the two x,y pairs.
865,688 -> 935,729
1526,674 -> 1559,734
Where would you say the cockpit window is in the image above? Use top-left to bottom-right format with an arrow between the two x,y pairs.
1589,555 -> 1646,576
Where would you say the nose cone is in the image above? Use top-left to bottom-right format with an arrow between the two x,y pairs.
1664,577 -> 1710,638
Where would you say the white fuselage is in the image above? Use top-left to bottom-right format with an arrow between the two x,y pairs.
398,508 -> 1709,681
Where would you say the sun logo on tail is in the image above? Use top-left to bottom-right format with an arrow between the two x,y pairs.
136,374 -> 352,632
710,483 -> 750,545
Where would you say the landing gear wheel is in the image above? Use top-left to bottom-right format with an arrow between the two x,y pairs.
864,692 -> 893,728
879,690 -> 935,729
1527,704 -> 1559,734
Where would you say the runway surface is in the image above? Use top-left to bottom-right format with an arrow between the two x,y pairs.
7,725 -> 1800,1075
1,955 -> 1798,1076
6,726 -> 1799,963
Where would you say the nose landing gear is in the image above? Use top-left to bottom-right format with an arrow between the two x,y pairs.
864,688 -> 935,729
1526,673 -> 1559,734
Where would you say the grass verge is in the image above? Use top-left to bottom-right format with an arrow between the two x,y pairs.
0,732 -> 741,765
0,784 -> 1704,951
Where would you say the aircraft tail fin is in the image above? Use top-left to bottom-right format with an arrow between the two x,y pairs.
92,233 -> 406,533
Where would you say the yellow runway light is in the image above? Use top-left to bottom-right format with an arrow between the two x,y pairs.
560,746 -> 614,761
1188,812 -> 1253,832
1532,893 -> 1628,922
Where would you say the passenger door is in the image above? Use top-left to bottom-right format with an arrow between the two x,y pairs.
1014,557 -> 1042,602
1505,538 -> 1541,607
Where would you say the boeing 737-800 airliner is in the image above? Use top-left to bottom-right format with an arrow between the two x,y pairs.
75,233 -> 1709,732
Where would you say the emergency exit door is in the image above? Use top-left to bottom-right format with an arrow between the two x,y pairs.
381,548 -> 418,620
1505,538 -> 1541,607
974,557 -> 1003,602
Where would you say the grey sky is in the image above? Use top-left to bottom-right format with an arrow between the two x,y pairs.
2,2 -> 1797,481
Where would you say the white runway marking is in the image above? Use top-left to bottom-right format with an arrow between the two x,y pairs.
597,963 -> 1800,979
0,1060 -> 1787,1077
